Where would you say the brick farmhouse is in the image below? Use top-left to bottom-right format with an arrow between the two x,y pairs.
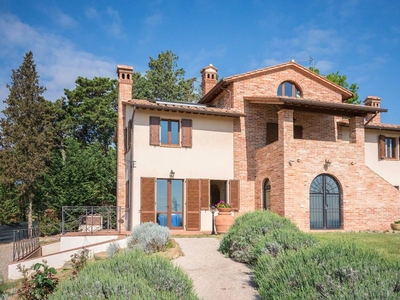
116,61 -> 400,232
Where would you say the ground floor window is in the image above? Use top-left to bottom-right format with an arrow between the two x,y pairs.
310,174 -> 341,229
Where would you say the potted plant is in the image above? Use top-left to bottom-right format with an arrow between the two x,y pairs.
390,220 -> 400,231
215,200 -> 232,212
214,201 -> 234,234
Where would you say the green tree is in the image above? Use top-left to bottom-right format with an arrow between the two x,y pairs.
0,180 -> 20,224
0,51 -> 54,228
133,50 -> 200,102
310,67 -> 360,104
37,138 -> 116,213
60,77 -> 118,155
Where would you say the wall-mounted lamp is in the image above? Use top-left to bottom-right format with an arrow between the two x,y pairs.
169,170 -> 175,178
324,159 -> 332,168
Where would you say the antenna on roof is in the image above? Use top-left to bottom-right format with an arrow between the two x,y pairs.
295,56 -> 315,69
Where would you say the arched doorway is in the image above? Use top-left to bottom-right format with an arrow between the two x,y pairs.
263,179 -> 271,210
310,174 -> 341,229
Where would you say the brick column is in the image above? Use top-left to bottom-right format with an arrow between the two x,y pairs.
349,116 -> 364,145
116,65 -> 133,211
278,109 -> 294,142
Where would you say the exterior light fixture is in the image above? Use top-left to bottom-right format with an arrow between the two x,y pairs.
324,159 -> 332,169
169,170 -> 175,178
289,159 -> 294,166
210,206 -> 216,235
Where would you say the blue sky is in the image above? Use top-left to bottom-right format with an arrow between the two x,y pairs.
0,0 -> 399,124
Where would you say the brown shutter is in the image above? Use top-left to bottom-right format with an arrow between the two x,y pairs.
379,135 -> 385,159
186,179 -> 200,230
229,180 -> 240,211
125,180 -> 130,209
140,177 -> 155,223
200,179 -> 209,210
149,116 -> 160,146
127,120 -> 132,150
124,127 -> 127,152
181,119 -> 192,148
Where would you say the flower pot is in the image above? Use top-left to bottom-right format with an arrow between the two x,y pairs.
215,208 -> 234,234
390,223 -> 400,231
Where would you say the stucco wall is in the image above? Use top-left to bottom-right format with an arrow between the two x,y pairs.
127,107 -> 235,230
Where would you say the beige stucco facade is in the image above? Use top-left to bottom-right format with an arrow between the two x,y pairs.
124,106 -> 236,230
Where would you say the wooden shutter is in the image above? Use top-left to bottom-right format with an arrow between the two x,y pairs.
140,177 -> 155,223
181,119 -> 192,148
186,179 -> 200,230
125,180 -> 130,209
229,180 -> 240,211
127,120 -> 132,150
379,135 -> 385,159
200,179 -> 209,210
123,127 -> 127,152
149,117 -> 160,146
266,123 -> 278,145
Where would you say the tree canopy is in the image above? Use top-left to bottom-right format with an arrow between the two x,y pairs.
59,77 -> 118,154
309,67 -> 360,104
0,51 -> 54,228
132,50 -> 200,102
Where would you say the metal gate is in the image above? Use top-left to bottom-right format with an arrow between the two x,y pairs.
310,174 -> 341,229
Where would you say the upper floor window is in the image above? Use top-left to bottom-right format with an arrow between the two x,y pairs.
379,135 -> 398,160
150,116 -> 192,148
161,120 -> 179,145
277,81 -> 302,98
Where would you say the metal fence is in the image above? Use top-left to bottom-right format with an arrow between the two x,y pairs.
61,206 -> 128,235
13,226 -> 40,261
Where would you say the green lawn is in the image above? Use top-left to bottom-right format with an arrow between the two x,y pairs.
311,232 -> 400,262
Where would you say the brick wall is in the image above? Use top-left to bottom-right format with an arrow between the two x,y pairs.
116,65 -> 133,211
218,65 -> 399,231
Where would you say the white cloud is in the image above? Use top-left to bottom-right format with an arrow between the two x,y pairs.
85,7 -> 124,38
145,13 -> 163,27
0,13 -> 116,112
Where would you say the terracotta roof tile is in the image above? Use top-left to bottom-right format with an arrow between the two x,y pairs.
124,99 -> 245,117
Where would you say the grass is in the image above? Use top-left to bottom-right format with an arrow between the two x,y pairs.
311,232 -> 400,262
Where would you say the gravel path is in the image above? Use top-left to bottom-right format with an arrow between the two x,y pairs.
174,237 -> 259,300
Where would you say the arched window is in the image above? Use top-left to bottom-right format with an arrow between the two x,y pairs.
310,174 -> 341,229
263,179 -> 271,210
277,81 -> 302,98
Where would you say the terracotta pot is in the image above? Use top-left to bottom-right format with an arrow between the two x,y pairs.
390,223 -> 400,231
215,208 -> 234,234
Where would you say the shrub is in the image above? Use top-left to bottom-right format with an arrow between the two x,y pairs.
219,210 -> 313,264
255,240 -> 400,299
17,261 -> 59,300
127,222 -> 170,254
39,209 -> 61,236
106,242 -> 120,258
70,248 -> 90,277
50,250 -> 198,300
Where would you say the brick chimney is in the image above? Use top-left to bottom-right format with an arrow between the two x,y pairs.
201,64 -> 218,97
364,96 -> 381,124
116,65 -> 133,213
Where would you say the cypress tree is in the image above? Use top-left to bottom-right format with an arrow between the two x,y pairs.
0,51 -> 54,229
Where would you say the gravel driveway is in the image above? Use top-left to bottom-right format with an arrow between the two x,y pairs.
174,237 -> 259,300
